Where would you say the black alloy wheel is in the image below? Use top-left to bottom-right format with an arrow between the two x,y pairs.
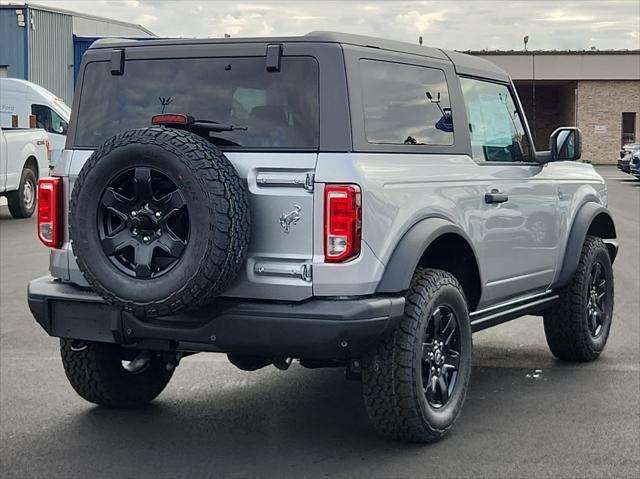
362,269 -> 472,443
586,261 -> 608,338
422,305 -> 461,408
98,167 -> 189,279
70,127 -> 250,317
543,236 -> 614,362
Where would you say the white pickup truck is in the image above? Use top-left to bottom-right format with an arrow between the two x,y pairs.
0,126 -> 49,218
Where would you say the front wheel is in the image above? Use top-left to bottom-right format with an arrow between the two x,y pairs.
60,339 -> 174,407
543,236 -> 614,361
362,269 -> 472,443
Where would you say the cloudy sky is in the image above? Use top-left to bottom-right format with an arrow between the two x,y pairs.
33,0 -> 640,50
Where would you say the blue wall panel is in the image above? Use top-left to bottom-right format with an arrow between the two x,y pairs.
0,8 -> 27,79
73,36 -> 98,86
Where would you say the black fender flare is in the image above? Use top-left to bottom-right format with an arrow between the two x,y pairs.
376,217 -> 481,293
552,202 -> 617,289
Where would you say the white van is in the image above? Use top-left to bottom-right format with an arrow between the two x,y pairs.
0,78 -> 71,168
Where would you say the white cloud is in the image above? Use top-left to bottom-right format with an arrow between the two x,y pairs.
395,10 -> 446,33
235,4 -> 273,12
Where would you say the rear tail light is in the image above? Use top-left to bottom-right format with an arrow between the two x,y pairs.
324,184 -> 362,262
37,177 -> 62,248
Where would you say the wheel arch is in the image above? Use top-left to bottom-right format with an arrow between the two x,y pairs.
376,217 -> 482,311
552,202 -> 617,289
23,155 -> 39,179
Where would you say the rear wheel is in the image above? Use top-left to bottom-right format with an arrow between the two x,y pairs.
543,236 -> 614,361
362,269 -> 472,443
60,339 -> 174,407
7,166 -> 37,218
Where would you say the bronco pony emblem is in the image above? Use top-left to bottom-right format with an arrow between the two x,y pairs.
279,205 -> 302,233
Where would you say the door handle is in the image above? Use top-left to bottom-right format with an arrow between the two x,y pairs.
485,190 -> 509,204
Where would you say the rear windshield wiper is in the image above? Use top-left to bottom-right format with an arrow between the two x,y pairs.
192,119 -> 248,132
152,114 -> 248,132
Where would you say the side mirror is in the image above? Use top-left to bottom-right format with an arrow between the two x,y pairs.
58,121 -> 69,135
550,127 -> 582,162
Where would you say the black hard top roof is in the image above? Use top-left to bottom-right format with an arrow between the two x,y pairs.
90,31 -> 510,82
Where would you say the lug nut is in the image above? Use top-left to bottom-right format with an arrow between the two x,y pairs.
132,228 -> 138,235
143,236 -> 150,242
131,211 -> 137,216
155,211 -> 161,218
431,366 -> 435,372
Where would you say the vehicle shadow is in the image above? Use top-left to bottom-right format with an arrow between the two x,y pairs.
5,345 -> 598,478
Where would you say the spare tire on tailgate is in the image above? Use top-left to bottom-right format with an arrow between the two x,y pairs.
70,127 -> 250,317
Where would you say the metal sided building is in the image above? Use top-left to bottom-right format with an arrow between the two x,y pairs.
0,3 -> 154,104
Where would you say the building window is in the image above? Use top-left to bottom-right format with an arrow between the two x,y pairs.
622,112 -> 636,145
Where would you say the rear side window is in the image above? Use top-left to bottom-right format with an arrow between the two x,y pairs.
459,77 -> 532,162
74,57 -> 319,149
360,59 -> 453,146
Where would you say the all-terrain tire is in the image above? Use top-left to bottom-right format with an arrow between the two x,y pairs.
543,236 -> 614,361
362,268 -> 472,443
60,339 -> 174,407
70,127 -> 250,317
7,166 -> 37,218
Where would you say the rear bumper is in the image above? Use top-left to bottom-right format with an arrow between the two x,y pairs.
28,276 -> 405,360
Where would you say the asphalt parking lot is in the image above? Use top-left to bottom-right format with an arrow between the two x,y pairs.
1,166 -> 638,478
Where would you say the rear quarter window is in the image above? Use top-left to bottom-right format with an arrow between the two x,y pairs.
74,56 -> 319,150
359,59 -> 454,146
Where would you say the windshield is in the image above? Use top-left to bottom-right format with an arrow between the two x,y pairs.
74,56 -> 319,149
55,101 -> 72,120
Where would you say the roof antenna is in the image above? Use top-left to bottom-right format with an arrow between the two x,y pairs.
419,36 -> 423,46
523,35 -> 529,52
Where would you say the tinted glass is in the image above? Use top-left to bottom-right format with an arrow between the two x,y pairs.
360,59 -> 453,146
31,104 -> 51,132
75,57 -> 319,149
31,104 -> 65,134
459,77 -> 532,162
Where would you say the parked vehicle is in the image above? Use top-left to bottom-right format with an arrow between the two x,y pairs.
28,32 -> 618,443
618,143 -> 640,173
629,152 -> 640,179
0,78 -> 71,168
0,126 -> 49,218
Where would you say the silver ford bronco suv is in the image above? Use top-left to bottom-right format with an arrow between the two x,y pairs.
28,32 -> 618,443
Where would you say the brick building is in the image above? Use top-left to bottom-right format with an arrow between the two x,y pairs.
465,50 -> 640,164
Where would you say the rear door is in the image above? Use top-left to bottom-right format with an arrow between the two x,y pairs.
68,44 -> 323,300
223,152 -> 316,300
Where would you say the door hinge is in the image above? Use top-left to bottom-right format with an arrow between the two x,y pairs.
304,173 -> 314,192
254,262 -> 312,282
255,171 -> 314,193
300,263 -> 312,282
